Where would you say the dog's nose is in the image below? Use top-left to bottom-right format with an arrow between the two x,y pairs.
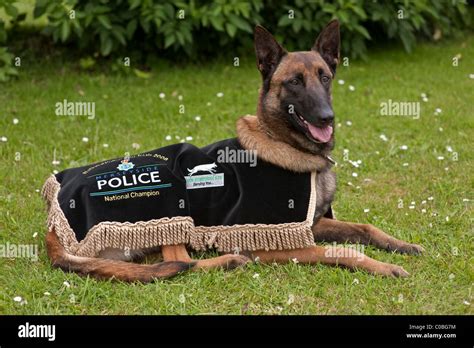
319,108 -> 334,124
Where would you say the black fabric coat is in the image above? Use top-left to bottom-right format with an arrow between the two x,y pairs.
55,138 -> 315,244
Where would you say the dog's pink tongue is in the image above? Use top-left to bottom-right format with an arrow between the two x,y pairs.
307,124 -> 333,143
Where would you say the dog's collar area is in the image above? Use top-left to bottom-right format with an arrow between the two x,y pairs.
323,155 -> 337,166
237,115 -> 334,173
261,118 -> 335,166
267,127 -> 336,165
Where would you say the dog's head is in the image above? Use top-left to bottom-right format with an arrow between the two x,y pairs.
254,20 -> 340,154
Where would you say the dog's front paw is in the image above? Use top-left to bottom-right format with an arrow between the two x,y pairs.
396,242 -> 425,255
381,263 -> 410,278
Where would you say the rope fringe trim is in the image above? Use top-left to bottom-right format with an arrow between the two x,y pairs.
41,175 -> 193,257
42,173 -> 317,257
190,172 -> 317,252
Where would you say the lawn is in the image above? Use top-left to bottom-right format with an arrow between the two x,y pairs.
0,34 -> 473,315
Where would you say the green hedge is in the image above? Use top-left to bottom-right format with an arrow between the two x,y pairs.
0,0 -> 472,80
33,0 -> 473,57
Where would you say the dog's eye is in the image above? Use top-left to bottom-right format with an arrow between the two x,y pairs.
290,78 -> 300,85
321,76 -> 330,84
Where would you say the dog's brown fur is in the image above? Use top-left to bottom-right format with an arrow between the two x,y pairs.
46,20 -> 423,282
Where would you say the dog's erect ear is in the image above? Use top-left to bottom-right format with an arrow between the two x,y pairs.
254,25 -> 287,79
313,20 -> 340,73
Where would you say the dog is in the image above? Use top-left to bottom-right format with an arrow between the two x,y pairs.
45,20 -> 424,282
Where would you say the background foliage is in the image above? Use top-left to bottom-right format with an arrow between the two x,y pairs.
0,0 -> 472,79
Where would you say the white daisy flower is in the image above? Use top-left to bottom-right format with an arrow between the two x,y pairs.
13,118 -> 19,125
216,92 -> 224,98
194,115 -> 201,121
363,208 -> 370,213
185,136 -> 193,141
1,136 -> 7,142
338,79 -> 345,85
159,93 -> 165,99
379,134 -> 388,142
165,135 -> 172,141
287,294 -> 295,305
400,145 -> 408,150
349,161 -> 359,168
82,137 -> 89,143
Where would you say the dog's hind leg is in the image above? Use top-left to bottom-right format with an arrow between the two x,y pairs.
312,217 -> 424,255
46,229 -> 194,282
162,245 -> 250,271
251,246 -> 410,277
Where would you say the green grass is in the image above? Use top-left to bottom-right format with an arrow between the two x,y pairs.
0,35 -> 473,315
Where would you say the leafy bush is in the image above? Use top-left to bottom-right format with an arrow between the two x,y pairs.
0,0 -> 25,81
0,0 -> 469,80
272,0 -> 472,58
32,0 -> 264,59
30,0 -> 471,61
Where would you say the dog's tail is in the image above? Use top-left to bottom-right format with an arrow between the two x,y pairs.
46,229 -> 194,282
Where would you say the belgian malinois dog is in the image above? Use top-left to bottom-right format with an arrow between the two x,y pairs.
46,20 -> 424,282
